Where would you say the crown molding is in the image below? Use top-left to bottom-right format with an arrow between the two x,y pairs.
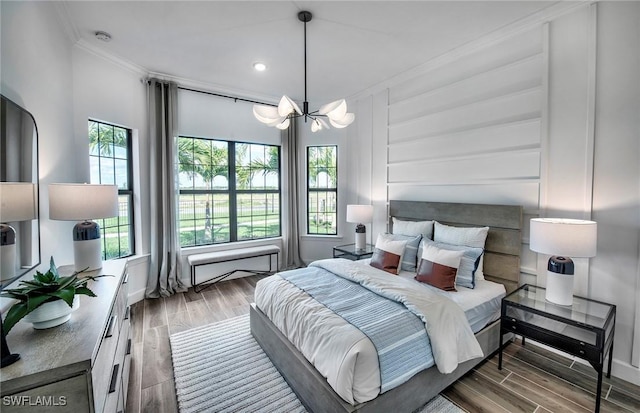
75,39 -> 147,76
348,1 -> 591,102
52,1 -> 81,45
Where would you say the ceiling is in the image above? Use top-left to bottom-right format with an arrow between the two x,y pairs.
61,1 -> 558,104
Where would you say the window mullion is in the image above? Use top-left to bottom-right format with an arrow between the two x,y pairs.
228,143 -> 238,242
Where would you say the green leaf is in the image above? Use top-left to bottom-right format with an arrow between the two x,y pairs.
46,287 -> 75,307
49,256 -> 59,278
25,294 -> 53,312
3,302 -> 29,334
75,286 -> 97,297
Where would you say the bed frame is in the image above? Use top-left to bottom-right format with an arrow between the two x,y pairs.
250,200 -> 523,413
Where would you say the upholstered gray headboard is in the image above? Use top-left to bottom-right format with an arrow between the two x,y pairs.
389,200 -> 523,293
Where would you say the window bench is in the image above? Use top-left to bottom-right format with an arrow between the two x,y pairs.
188,245 -> 280,293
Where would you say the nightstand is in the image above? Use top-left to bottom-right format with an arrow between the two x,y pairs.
333,243 -> 375,260
498,284 -> 616,413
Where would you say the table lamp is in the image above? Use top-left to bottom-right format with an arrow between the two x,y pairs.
48,183 -> 118,271
0,182 -> 37,282
346,204 -> 373,250
530,218 -> 597,306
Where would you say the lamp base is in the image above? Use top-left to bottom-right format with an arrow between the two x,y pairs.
545,256 -> 575,306
73,221 -> 103,271
0,243 -> 16,282
354,223 -> 366,250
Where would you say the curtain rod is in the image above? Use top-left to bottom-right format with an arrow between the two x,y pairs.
177,86 -> 276,107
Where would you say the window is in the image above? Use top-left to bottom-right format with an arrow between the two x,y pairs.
177,137 -> 281,247
88,120 -> 134,259
307,146 -> 337,235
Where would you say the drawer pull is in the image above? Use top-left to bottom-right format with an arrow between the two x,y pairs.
123,272 -> 129,285
109,364 -> 120,394
125,306 -> 131,320
580,341 -> 585,346
105,315 -> 117,338
126,338 -> 132,356
511,318 -> 516,323
512,326 -> 517,330
579,350 -> 585,355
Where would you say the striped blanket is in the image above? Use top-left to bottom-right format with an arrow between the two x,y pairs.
307,259 -> 482,375
281,267 -> 433,393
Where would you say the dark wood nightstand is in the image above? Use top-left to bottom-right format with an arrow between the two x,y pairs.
332,243 -> 375,260
498,284 -> 616,413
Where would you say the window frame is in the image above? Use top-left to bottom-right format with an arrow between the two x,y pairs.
306,145 -> 338,236
88,119 -> 135,260
177,136 -> 282,248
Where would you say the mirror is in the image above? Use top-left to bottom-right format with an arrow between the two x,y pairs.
0,95 -> 40,286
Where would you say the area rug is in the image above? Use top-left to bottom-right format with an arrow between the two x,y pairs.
170,315 -> 464,413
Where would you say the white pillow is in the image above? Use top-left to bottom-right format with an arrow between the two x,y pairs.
383,233 -> 422,272
434,221 -> 489,280
434,221 -> 489,247
392,218 -> 434,240
415,244 -> 465,291
422,242 -> 464,269
369,233 -> 408,275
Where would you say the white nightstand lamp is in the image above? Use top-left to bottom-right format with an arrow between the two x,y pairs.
0,183 -> 37,281
49,184 -> 118,271
346,205 -> 373,250
530,218 -> 597,306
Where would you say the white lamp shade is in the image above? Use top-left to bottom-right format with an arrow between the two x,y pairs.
49,183 -> 118,221
319,99 -> 347,120
530,218 -> 597,258
346,205 -> 373,224
0,182 -> 36,222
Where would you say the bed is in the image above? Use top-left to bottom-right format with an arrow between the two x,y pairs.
250,200 -> 522,413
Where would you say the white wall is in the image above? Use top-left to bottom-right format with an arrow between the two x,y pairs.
351,2 -> 640,384
1,1 -> 150,304
590,1 -> 640,380
71,45 -> 149,302
1,1 -> 75,272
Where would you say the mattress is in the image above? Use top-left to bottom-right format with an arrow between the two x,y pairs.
254,259 -> 499,405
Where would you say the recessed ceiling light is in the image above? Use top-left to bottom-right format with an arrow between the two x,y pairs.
253,62 -> 267,72
95,31 -> 112,42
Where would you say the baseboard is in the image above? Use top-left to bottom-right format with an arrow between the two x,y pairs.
610,359 -> 640,386
128,288 -> 146,305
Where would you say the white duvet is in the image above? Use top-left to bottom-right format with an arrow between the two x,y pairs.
254,258 -> 483,404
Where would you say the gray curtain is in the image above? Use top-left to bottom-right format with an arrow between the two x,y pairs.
145,79 -> 186,298
282,116 -> 304,269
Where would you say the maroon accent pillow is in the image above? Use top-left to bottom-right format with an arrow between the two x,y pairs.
414,258 -> 458,291
370,249 -> 401,275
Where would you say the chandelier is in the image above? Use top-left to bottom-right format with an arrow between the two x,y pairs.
253,11 -> 355,133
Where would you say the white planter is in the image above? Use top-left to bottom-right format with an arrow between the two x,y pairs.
23,296 -> 80,329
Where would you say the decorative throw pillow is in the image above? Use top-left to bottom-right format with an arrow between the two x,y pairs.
369,234 -> 408,275
382,233 -> 422,272
414,243 -> 464,291
420,239 -> 483,288
392,218 -> 434,240
433,222 -> 489,280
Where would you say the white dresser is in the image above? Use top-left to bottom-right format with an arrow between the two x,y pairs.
1,259 -> 131,412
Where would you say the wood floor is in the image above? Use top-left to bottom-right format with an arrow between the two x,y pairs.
126,275 -> 640,413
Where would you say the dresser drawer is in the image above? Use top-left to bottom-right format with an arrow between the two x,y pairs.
104,315 -> 130,412
0,375 -> 91,412
92,305 -> 121,412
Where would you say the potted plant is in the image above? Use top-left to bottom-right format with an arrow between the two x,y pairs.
1,257 -> 111,333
